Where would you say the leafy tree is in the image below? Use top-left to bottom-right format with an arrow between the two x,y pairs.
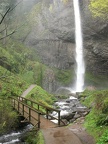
89,0 -> 108,19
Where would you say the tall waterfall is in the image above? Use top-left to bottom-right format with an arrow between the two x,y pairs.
73,0 -> 85,92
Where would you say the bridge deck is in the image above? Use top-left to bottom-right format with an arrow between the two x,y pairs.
10,97 -> 60,129
19,104 -> 57,129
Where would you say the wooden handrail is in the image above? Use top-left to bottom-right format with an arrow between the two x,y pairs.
9,96 -> 62,127
17,96 -> 60,112
10,97 -> 41,128
16,96 -> 61,125
10,97 -> 42,114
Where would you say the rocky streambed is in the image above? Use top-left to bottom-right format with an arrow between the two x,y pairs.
51,94 -> 89,125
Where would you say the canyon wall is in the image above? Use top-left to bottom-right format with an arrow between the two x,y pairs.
25,0 -> 108,74
23,0 -> 108,91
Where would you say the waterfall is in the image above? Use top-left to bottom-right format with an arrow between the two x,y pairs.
73,0 -> 85,92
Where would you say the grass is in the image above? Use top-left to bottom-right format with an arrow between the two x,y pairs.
0,66 -> 29,98
26,85 -> 56,112
36,131 -> 44,144
25,130 -> 44,144
21,71 -> 34,84
81,89 -> 108,143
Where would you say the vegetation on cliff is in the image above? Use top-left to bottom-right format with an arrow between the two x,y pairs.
89,0 -> 108,19
0,38 -> 71,134
0,40 -> 46,133
88,3 -> 108,143
82,89 -> 108,144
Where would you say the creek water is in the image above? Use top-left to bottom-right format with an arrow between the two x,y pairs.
73,0 -> 85,92
51,94 -> 87,124
0,124 -> 33,144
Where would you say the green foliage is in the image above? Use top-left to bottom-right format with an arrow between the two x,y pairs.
21,71 -> 34,84
85,72 -> 108,88
26,130 -> 44,144
0,39 -> 44,85
55,69 -> 73,85
32,62 -> 43,86
97,129 -> 108,144
0,99 -> 18,134
89,0 -> 108,19
36,131 -> 44,144
0,66 -> 28,98
82,89 -> 108,143
61,0 -> 69,4
22,62 -> 45,86
26,85 -> 56,108
0,42 -> 28,73
81,89 -> 96,108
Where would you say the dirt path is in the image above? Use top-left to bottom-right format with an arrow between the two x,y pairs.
69,123 -> 95,144
42,121 -> 95,144
42,116 -> 95,144
42,127 -> 83,144
21,84 -> 36,97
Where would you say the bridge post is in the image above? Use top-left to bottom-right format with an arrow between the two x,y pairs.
18,101 -> 19,111
29,108 -> 31,122
38,113 -> 40,128
58,111 -> 60,126
13,99 -> 15,108
22,104 -> 24,115
38,104 -> 39,110
46,109 -> 48,119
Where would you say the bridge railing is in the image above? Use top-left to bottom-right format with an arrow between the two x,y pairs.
10,96 -> 62,126
10,97 -> 41,128
17,96 -> 61,126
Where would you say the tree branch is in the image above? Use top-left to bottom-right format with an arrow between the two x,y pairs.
0,0 -> 23,40
0,8 -> 11,25
0,30 -> 16,40
0,0 -> 23,25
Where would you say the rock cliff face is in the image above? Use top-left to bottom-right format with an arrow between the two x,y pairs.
24,0 -> 108,91
25,0 -> 108,75
82,0 -> 108,74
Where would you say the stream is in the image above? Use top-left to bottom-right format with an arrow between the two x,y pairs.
51,94 -> 87,124
0,124 -> 33,144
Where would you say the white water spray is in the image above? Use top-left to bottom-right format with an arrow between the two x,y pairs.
73,0 -> 85,92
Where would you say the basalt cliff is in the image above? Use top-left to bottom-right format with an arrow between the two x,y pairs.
24,0 -> 108,75
15,0 -> 108,92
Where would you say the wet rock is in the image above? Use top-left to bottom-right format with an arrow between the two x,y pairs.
68,93 -> 76,97
66,99 -> 71,103
81,111 -> 90,117
61,112 -> 75,121
74,114 -> 81,119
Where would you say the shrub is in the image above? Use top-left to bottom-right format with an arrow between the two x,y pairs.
0,99 -> 18,134
97,129 -> 108,144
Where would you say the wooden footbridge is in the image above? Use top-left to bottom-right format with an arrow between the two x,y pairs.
9,96 -> 64,129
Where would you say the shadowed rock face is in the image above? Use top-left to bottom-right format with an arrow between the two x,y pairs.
81,0 -> 108,74
25,0 -> 108,75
